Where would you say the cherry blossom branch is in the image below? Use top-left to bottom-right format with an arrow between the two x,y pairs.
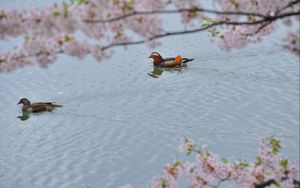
83,0 -> 300,24
101,11 -> 299,50
1,10 -> 296,68
84,8 -> 267,23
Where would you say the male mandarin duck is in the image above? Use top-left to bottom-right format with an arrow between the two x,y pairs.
148,52 -> 194,68
17,98 -> 63,113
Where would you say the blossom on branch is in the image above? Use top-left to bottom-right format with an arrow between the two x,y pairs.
126,136 -> 299,188
0,0 -> 299,72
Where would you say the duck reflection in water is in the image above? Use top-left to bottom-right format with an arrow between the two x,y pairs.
17,112 -> 30,121
147,65 -> 188,78
148,66 -> 164,78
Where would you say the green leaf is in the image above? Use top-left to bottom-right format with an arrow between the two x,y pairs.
201,16 -> 217,26
201,23 -> 209,27
64,35 -> 72,42
236,161 -> 249,168
52,11 -> 61,17
125,0 -> 134,11
173,160 -> 181,167
191,6 -> 198,12
280,159 -> 288,168
219,35 -> 225,40
160,178 -> 167,187
77,0 -> 86,5
247,15 -> 254,22
201,17 -> 210,21
230,0 -> 236,5
63,2 -> 69,17
24,35 -> 29,41
221,158 -> 228,164
208,28 -> 219,37
197,149 -> 202,155
255,156 -> 262,166
267,136 -> 281,155
113,0 -> 120,5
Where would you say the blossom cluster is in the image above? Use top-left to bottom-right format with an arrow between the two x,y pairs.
0,0 -> 170,72
0,34 -> 111,72
125,136 -> 299,188
283,30 -> 300,56
0,0 -> 299,72
214,0 -> 300,52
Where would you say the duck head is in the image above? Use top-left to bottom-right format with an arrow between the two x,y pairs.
17,98 -> 31,105
148,52 -> 164,66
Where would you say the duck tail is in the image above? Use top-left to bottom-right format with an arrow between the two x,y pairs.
52,104 -> 63,107
182,58 -> 194,64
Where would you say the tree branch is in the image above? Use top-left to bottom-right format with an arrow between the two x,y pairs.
255,178 -> 300,188
83,8 -> 267,23
101,11 -> 299,50
246,21 -> 272,36
255,179 -> 277,188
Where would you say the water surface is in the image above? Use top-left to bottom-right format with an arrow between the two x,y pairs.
0,1 -> 299,188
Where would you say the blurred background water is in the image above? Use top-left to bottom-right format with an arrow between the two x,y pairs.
0,1 -> 299,188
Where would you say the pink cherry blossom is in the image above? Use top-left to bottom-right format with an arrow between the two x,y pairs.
123,136 -> 299,188
0,0 -> 299,72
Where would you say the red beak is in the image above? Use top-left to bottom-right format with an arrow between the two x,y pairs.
148,54 -> 153,58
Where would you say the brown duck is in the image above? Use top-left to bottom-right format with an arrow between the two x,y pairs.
17,98 -> 63,113
148,52 -> 194,68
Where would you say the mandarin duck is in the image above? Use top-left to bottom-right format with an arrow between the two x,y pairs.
17,98 -> 63,113
148,52 -> 194,68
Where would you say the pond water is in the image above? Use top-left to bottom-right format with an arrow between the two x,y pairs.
0,1 -> 299,188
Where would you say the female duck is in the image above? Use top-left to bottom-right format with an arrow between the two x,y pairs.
17,98 -> 63,113
148,52 -> 194,68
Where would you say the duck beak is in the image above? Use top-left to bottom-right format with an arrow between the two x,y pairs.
17,101 -> 21,105
148,54 -> 153,58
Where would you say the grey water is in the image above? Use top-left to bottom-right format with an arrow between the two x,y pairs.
0,1 -> 299,188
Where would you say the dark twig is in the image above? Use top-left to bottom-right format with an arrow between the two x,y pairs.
276,0 -> 300,14
246,21 -> 273,36
211,177 -> 229,188
255,179 -> 277,188
294,179 -> 300,188
255,178 -> 300,188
